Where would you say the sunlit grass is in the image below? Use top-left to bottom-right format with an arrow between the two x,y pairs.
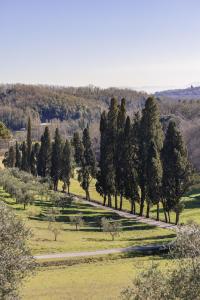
21,255 -> 173,300
0,187 -> 173,255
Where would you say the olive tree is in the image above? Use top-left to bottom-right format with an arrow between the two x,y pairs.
121,223 -> 200,300
101,218 -> 121,241
0,202 -> 34,300
69,214 -> 84,231
48,217 -> 62,241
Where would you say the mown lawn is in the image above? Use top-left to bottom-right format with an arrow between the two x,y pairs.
0,187 -> 174,255
66,178 -> 200,224
21,255 -> 172,300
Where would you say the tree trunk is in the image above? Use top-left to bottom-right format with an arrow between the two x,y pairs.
156,202 -> 160,221
131,199 -> 136,214
139,187 -> 145,216
67,184 -> 70,195
115,194 -> 118,209
54,180 -> 58,191
167,211 -> 171,223
146,202 -> 150,218
108,194 -> 112,207
86,189 -> 90,201
24,203 -> 26,210
175,212 -> 179,225
162,202 -> 168,223
119,194 -> 123,210
103,195 -> 107,206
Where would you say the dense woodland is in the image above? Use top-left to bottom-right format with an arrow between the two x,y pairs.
3,97 -> 191,225
0,84 -> 199,171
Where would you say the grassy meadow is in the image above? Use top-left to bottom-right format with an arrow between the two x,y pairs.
0,187 -> 174,255
21,255 -> 173,300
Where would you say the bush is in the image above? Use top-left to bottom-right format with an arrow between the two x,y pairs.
121,223 -> 200,300
69,214 -> 84,231
0,202 -> 35,299
101,218 -> 121,241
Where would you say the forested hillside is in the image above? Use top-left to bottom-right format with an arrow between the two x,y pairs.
0,83 -> 199,170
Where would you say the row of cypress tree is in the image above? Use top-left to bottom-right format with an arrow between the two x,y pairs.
3,96 -> 191,224
3,118 -> 96,199
96,97 -> 191,224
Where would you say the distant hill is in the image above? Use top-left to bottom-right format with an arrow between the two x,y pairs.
155,85 -> 200,100
0,83 -> 199,171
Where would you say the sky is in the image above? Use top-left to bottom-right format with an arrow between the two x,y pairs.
1,0 -> 200,92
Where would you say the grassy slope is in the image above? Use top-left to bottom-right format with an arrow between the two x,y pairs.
0,188 -> 173,255
22,256 -> 172,300
67,178 -> 200,224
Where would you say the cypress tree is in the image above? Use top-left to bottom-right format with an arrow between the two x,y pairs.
61,139 -> 72,194
146,141 -> 163,220
78,126 -> 96,200
116,98 -> 126,210
15,142 -> 21,168
96,111 -> 108,205
21,142 -> 29,171
26,117 -> 32,170
139,97 -> 164,217
51,128 -> 62,191
105,98 -> 118,207
30,143 -> 40,176
37,126 -> 51,177
124,116 -> 140,214
162,121 -> 191,224
72,132 -> 84,166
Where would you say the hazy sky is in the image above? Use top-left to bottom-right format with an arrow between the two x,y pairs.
1,0 -> 200,92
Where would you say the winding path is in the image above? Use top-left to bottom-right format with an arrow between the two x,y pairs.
35,244 -> 166,260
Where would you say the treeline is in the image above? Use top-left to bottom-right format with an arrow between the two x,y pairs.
3,117 -> 96,199
0,84 -> 103,130
3,97 -> 191,224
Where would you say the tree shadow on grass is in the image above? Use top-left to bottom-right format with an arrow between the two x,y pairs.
184,195 -> 200,210
126,233 -> 176,242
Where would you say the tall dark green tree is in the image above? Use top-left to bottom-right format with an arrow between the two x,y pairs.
146,141 -> 163,220
96,111 -> 108,205
116,98 -> 126,210
37,127 -> 51,177
139,97 -> 164,217
51,128 -> 62,191
15,142 -> 21,168
72,132 -> 84,167
21,142 -> 29,171
104,98 -> 119,207
78,126 -> 96,200
124,115 -> 140,214
162,121 -> 191,224
30,143 -> 40,176
26,117 -> 32,170
61,139 -> 72,194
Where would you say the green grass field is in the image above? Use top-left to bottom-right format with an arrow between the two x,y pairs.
0,187 -> 174,255
21,255 -> 173,300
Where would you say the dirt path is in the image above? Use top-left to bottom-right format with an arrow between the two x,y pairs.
74,196 -> 177,230
35,244 -> 165,260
